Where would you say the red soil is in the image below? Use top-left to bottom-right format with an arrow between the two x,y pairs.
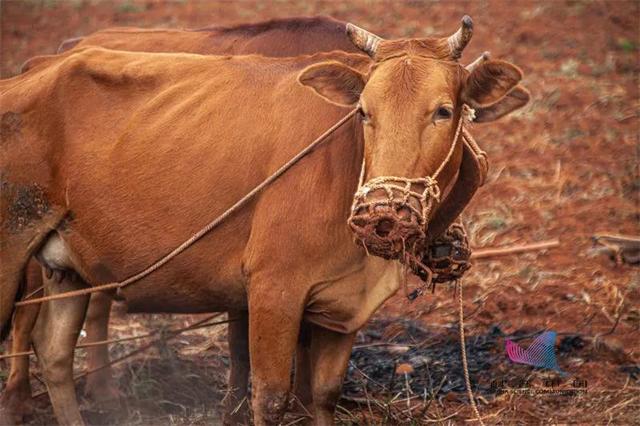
1,1 -> 638,424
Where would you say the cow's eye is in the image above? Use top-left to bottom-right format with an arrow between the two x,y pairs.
358,106 -> 371,123
434,106 -> 453,121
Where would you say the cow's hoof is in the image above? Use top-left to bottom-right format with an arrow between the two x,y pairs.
254,391 -> 288,425
0,408 -> 23,426
223,405 -> 251,425
222,412 -> 251,426
0,387 -> 34,425
84,380 -> 121,411
287,395 -> 313,421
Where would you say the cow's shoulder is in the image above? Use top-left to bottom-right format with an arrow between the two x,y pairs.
6,48 -> 164,107
51,47 -> 140,81
47,47 -> 190,86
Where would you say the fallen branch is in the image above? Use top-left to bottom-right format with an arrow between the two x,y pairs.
471,239 -> 560,259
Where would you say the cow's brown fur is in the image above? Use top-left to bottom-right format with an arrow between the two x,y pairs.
1,21 -> 524,426
374,38 -> 452,62
5,17 -> 368,426
78,16 -> 360,56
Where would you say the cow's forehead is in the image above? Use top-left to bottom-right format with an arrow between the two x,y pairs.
365,55 -> 463,102
374,38 -> 452,62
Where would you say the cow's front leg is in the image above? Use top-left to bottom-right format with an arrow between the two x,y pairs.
83,292 -> 118,406
248,279 -> 304,426
223,310 -> 250,425
308,324 -> 356,426
31,269 -> 89,426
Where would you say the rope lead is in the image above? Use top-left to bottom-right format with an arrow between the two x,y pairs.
458,279 -> 485,425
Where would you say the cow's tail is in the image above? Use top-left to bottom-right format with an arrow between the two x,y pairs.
0,270 -> 26,343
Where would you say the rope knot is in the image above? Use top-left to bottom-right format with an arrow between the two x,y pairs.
463,104 -> 476,122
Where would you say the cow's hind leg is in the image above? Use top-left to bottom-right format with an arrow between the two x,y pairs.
308,325 -> 356,426
31,269 -> 89,426
0,261 -> 42,424
248,277 -> 305,426
83,292 -> 118,406
223,310 -> 250,425
0,201 -> 64,423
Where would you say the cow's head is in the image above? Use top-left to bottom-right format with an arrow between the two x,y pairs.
298,16 -> 524,261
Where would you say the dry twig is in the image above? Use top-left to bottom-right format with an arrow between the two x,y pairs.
471,239 -> 560,259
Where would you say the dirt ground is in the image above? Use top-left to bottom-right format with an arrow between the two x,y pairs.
1,0 -> 639,424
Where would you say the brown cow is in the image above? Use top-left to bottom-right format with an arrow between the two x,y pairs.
20,15 -> 362,73
1,17 -> 525,425
3,16 -> 364,425
4,16 -> 530,426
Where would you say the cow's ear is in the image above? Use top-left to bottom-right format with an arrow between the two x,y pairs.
474,85 -> 530,122
462,60 -> 522,108
298,61 -> 366,107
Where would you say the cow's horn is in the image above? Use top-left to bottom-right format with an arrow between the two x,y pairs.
447,15 -> 473,59
465,51 -> 490,72
346,23 -> 384,57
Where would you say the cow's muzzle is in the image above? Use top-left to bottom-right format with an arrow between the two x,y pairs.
348,176 -> 440,260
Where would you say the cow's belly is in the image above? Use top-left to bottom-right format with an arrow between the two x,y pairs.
119,274 -> 248,313
109,247 -> 247,313
46,217 -> 250,314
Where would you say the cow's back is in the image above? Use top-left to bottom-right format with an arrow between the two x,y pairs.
21,16 -> 362,75
68,16 -> 360,57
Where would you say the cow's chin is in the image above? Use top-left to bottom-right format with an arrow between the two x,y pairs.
347,202 -> 427,261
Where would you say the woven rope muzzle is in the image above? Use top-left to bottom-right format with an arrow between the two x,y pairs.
347,105 -> 473,262
348,175 -> 441,259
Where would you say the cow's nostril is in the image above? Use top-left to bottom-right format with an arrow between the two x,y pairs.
375,219 -> 395,237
